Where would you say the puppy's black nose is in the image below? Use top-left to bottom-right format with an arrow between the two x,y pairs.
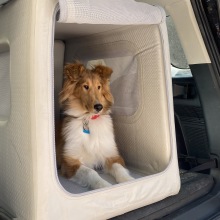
94,104 -> 103,112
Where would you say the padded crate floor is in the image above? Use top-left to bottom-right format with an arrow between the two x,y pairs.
58,168 -> 145,194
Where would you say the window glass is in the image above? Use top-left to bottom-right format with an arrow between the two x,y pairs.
202,0 -> 220,53
166,16 -> 192,78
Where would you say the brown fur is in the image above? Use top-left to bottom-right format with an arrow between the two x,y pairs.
56,62 -> 116,177
61,156 -> 81,179
59,62 -> 114,116
106,156 -> 125,169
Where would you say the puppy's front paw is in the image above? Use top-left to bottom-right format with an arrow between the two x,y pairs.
89,170 -> 112,189
110,163 -> 134,183
93,179 -> 112,189
117,173 -> 134,183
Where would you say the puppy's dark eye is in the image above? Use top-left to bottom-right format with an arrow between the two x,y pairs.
98,86 -> 101,90
84,85 -> 89,90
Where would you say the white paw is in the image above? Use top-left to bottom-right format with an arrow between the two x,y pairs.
72,165 -> 112,189
116,173 -> 134,183
92,179 -> 112,189
89,169 -> 112,189
110,163 -> 134,183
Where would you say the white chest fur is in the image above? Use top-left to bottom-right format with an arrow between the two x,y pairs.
63,115 -> 119,168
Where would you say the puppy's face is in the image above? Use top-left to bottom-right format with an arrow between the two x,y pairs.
59,62 -> 114,117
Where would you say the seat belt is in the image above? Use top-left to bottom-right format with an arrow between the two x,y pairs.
189,159 -> 217,172
179,154 -> 217,172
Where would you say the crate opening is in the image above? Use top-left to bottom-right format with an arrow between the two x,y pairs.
54,19 -> 172,194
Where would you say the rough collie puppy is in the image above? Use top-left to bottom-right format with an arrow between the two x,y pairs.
56,62 -> 133,189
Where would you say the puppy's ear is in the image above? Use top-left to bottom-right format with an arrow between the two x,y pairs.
93,65 -> 113,80
64,63 -> 85,82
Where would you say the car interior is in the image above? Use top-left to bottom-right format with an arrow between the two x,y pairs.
0,0 -> 220,219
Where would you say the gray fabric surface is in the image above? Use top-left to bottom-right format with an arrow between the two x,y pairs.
110,171 -> 214,220
58,168 -> 145,194
0,50 -> 10,121
0,0 -> 10,6
0,207 -> 14,220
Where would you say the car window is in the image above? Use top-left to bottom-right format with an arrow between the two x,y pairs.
202,0 -> 220,53
166,16 -> 192,78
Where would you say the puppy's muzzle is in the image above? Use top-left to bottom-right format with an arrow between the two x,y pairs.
94,104 -> 103,112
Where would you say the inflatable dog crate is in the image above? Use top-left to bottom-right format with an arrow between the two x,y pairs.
0,0 -> 180,219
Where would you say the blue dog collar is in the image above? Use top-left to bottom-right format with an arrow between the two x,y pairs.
83,129 -> 90,134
